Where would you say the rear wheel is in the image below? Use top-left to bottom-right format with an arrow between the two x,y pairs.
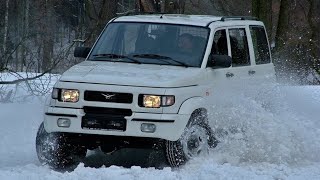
165,110 -> 218,167
36,123 -> 87,170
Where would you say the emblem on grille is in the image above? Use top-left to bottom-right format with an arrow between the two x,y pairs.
101,93 -> 116,100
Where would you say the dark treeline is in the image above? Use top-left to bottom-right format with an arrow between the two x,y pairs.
0,0 -> 319,84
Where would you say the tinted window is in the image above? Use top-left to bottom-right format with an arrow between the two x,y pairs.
229,28 -> 250,66
250,26 -> 271,64
214,29 -> 228,55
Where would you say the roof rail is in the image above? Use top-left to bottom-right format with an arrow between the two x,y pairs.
116,11 -> 167,17
221,16 -> 258,21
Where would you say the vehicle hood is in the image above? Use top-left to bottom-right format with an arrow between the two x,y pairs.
59,61 -> 204,88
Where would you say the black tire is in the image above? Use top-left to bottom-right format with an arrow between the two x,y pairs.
165,110 -> 218,167
36,122 -> 87,170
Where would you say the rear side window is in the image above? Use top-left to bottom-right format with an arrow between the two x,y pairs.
229,28 -> 250,67
250,26 -> 271,64
214,29 -> 228,55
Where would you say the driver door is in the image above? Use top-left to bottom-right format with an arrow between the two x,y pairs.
205,26 -> 253,98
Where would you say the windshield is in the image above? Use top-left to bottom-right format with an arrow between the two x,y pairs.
88,22 -> 209,67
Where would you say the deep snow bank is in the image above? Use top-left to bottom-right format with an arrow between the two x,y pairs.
207,86 -> 320,166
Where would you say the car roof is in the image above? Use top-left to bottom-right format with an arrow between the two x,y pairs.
114,14 -> 225,27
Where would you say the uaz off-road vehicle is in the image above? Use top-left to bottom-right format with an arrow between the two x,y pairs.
36,14 -> 275,169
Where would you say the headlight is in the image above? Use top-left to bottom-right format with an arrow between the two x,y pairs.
141,95 -> 175,108
61,89 -> 80,102
143,95 -> 161,108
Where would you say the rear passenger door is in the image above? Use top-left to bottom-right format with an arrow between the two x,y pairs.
248,25 -> 276,85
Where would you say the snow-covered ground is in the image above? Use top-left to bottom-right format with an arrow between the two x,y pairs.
1,73 -> 320,179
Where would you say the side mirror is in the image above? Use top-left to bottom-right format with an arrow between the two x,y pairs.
74,47 -> 91,58
208,54 -> 232,68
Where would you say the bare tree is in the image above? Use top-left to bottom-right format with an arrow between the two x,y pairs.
38,1 -> 54,72
20,0 -> 30,72
1,0 -> 10,71
252,0 -> 272,37
140,0 -> 156,12
0,0 -> 318,86
84,0 -> 118,46
275,0 -> 289,51
273,0 -> 320,84
138,0 -> 185,13
307,0 -> 320,78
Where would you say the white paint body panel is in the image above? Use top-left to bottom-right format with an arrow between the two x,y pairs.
60,61 -> 204,88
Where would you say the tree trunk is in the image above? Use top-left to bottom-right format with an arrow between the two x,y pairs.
307,0 -> 320,73
140,0 -> 156,12
21,0 -> 30,71
38,0 -> 54,72
85,0 -> 117,46
275,0 -> 289,51
135,0 -> 141,11
140,0 -> 183,13
252,0 -> 272,38
178,0 -> 186,14
163,0 -> 177,13
1,0 -> 10,70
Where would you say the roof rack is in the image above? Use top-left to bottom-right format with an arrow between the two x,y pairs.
116,11 -> 167,17
221,16 -> 258,21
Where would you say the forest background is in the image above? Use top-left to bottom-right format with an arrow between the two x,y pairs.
0,0 -> 319,86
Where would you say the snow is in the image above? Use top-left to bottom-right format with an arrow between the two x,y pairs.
114,14 -> 222,27
1,73 -> 320,179
60,61 -> 203,87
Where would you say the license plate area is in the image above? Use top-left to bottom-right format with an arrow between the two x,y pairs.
82,115 -> 127,131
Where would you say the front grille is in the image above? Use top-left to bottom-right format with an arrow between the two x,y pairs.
84,90 -> 133,103
83,106 -> 132,116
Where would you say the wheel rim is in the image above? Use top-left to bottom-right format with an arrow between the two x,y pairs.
181,125 -> 209,159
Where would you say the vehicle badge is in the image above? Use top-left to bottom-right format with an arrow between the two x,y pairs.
101,93 -> 116,100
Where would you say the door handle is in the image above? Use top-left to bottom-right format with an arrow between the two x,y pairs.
248,70 -> 256,75
226,72 -> 234,78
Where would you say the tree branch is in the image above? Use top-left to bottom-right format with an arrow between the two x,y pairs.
0,70 -> 50,85
0,41 -> 75,85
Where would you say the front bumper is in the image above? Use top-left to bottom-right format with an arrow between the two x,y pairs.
44,106 -> 190,141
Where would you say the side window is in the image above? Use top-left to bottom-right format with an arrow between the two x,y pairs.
214,29 -> 228,55
250,26 -> 271,64
229,28 -> 250,67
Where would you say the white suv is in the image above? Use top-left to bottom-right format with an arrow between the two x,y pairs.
36,14 -> 275,169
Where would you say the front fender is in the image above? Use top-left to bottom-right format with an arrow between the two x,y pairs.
178,97 -> 208,115
167,97 -> 208,141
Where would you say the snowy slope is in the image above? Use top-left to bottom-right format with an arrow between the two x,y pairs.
1,74 -> 320,179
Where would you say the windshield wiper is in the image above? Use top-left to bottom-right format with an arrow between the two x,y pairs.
92,53 -> 141,64
133,54 -> 189,67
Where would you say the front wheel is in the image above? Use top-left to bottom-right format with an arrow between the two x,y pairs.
36,123 -> 87,170
165,112 -> 217,167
